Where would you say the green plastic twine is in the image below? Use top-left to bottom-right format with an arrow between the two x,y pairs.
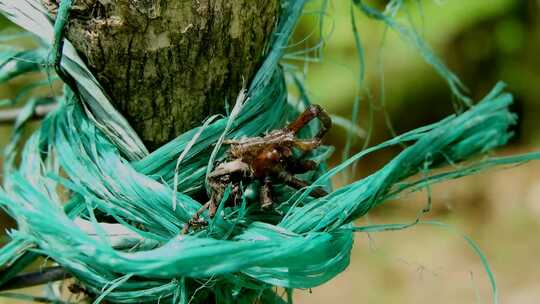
0,0 -> 538,303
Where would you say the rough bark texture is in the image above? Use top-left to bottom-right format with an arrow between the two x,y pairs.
43,0 -> 280,150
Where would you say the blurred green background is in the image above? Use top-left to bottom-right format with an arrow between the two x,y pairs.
292,1 -> 540,303
1,0 -> 540,303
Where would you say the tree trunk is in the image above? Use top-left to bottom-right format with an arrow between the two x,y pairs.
43,0 -> 280,150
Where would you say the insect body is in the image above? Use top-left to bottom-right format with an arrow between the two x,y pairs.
182,104 -> 332,233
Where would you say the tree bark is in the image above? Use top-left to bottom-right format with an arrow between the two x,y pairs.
43,0 -> 280,150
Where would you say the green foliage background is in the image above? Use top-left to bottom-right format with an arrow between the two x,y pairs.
291,1 -> 540,303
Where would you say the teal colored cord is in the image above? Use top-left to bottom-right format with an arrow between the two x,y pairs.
0,1 -> 538,303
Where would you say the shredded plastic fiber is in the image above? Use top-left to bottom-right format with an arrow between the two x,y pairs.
0,0 -> 539,303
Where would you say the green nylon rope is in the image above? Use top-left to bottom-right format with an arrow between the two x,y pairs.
0,0 -> 539,303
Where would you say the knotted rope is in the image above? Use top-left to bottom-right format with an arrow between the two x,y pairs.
0,0 -> 538,303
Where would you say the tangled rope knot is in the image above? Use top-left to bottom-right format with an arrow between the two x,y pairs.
0,0 -> 532,303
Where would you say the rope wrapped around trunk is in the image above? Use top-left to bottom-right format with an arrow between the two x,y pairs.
0,0 -> 538,303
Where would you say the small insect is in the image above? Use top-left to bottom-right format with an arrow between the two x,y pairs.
182,104 -> 332,233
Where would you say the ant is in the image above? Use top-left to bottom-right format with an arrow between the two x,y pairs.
182,104 -> 332,234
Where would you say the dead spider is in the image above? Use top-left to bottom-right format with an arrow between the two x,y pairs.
182,104 -> 332,234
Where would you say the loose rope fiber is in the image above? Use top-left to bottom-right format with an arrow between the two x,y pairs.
0,0 -> 539,303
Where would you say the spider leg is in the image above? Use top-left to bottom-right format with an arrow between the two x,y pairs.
286,104 -> 332,139
231,184 -> 241,205
183,167 -> 240,234
206,174 -> 229,219
293,139 -> 322,152
290,138 -> 323,161
260,176 -> 273,209
181,200 -> 211,234
287,159 -> 318,174
208,159 -> 250,178
277,171 -> 328,198
208,192 -> 219,218
181,185 -> 226,234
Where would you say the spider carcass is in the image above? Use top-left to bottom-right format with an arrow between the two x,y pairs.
183,104 -> 332,233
